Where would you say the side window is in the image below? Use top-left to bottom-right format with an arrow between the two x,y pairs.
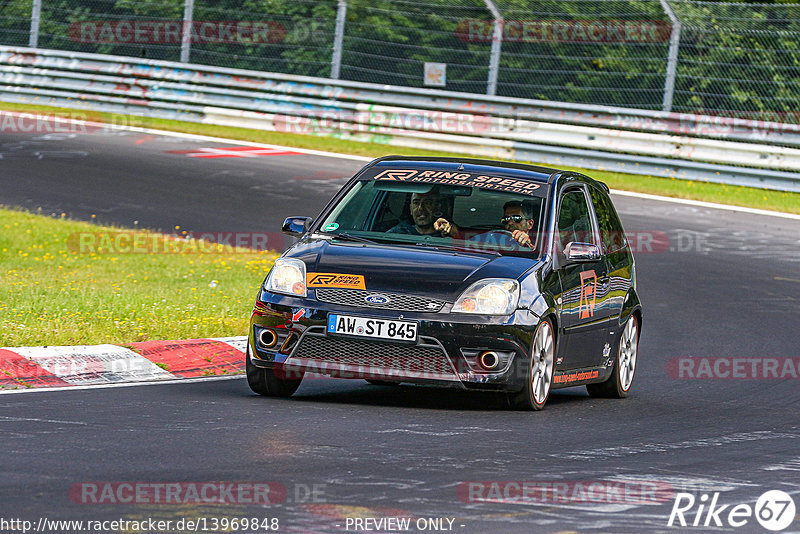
322,181 -> 374,231
556,189 -> 596,251
370,191 -> 408,232
589,187 -> 628,253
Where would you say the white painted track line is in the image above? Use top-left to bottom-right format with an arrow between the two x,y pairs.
610,189 -> 800,221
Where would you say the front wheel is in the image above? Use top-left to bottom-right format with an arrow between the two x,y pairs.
587,314 -> 639,398
246,349 -> 303,397
509,318 -> 555,411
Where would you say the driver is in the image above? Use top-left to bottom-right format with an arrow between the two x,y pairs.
388,188 -> 459,237
502,200 -> 537,249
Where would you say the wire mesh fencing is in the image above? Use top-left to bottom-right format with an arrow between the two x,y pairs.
2,0 -> 800,122
490,0 -> 672,108
669,0 -> 800,122
338,0 -> 493,95
0,0 -> 36,46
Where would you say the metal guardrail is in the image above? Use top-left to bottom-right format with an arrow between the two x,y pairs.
1,46 -> 799,192
4,46 -> 800,147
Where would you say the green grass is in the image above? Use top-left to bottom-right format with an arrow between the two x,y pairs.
0,206 -> 276,347
2,101 -> 799,214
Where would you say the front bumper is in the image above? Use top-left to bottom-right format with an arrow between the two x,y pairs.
249,290 -> 539,392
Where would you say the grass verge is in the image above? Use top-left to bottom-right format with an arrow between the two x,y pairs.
2,101 -> 799,214
0,206 -> 276,347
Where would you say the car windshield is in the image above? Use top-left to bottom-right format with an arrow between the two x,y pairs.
317,177 -> 547,257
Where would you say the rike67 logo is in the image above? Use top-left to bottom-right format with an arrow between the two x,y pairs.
668,490 -> 796,531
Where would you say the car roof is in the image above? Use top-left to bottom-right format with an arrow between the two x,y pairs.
368,156 -> 556,184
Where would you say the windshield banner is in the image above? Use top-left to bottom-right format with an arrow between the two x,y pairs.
371,169 -> 543,196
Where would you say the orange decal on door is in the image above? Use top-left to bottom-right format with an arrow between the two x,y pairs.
579,270 -> 597,319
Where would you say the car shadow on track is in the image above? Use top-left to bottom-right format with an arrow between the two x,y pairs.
250,379 -> 593,411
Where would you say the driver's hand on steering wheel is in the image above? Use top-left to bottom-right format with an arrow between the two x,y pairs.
433,218 -> 459,237
511,229 -> 533,248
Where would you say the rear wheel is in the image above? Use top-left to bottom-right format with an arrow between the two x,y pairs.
509,318 -> 555,411
587,314 -> 638,398
246,349 -> 303,397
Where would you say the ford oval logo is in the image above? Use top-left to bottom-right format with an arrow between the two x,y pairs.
365,294 -> 391,305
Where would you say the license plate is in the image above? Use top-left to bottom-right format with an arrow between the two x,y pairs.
327,314 -> 418,342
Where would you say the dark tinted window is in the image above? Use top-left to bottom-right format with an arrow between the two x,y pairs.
589,186 -> 628,253
556,189 -> 596,250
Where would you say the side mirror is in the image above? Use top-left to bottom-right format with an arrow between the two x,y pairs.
565,242 -> 600,263
281,216 -> 313,237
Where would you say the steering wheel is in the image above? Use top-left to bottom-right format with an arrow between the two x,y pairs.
475,229 -> 514,238
467,229 -> 526,251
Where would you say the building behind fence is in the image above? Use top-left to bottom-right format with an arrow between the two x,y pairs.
2,0 -> 800,121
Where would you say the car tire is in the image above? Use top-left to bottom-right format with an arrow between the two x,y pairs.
509,318 -> 555,411
587,314 -> 639,399
365,379 -> 399,386
246,349 -> 303,397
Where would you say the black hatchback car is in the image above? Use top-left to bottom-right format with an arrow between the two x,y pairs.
247,156 -> 642,410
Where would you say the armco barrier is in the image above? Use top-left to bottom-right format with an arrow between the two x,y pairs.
1,46 -> 799,192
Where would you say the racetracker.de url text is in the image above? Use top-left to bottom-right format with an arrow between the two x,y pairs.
0,517 -> 280,533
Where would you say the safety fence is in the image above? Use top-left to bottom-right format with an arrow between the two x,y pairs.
1,46 -> 799,192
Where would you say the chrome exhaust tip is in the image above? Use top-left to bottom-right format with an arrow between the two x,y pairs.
258,328 -> 278,348
479,351 -> 499,370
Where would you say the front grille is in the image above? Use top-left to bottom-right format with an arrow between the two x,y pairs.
286,328 -> 457,379
314,288 -> 445,313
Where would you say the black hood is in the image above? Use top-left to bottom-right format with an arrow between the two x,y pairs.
286,237 -> 538,301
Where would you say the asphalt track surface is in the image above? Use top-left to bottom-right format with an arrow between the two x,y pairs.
1,128 -> 799,533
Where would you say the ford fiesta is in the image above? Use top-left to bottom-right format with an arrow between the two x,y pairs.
247,156 -> 642,410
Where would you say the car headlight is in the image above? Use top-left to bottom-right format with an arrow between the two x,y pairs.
452,278 -> 520,315
264,258 -> 307,297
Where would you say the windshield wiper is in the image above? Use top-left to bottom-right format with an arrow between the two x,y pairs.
413,241 -> 501,256
326,232 -> 377,244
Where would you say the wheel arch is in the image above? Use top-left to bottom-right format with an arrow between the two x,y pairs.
541,310 -> 560,355
619,288 -> 642,331
632,307 -> 643,334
